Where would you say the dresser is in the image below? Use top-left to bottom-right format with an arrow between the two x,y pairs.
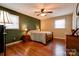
66,35 -> 79,53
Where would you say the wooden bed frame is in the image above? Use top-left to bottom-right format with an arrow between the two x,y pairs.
45,32 -> 53,44
22,30 -> 53,45
30,31 -> 53,45
28,32 -> 53,45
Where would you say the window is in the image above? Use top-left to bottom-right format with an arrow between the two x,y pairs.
54,19 -> 65,29
0,10 -> 19,29
76,17 -> 79,28
6,14 -> 19,29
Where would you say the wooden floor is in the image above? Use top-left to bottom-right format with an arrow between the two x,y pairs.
0,39 -> 66,56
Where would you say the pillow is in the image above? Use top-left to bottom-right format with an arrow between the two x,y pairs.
28,30 -> 39,35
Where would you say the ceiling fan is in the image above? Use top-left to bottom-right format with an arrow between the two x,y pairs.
35,8 -> 53,16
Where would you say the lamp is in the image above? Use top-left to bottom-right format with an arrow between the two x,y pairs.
0,10 -> 12,56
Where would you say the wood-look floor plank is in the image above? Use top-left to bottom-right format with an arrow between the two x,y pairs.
0,39 -> 65,56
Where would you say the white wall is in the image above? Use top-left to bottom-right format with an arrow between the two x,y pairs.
41,14 -> 72,39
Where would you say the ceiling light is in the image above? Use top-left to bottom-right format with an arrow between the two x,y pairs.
44,9 -> 46,12
40,13 -> 46,16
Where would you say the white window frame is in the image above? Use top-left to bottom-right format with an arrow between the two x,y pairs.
54,18 -> 65,29
6,14 -> 19,29
0,11 -> 19,29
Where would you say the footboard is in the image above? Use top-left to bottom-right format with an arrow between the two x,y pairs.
46,32 -> 53,44
29,31 -> 53,45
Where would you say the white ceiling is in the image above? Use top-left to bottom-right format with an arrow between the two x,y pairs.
0,3 -> 76,20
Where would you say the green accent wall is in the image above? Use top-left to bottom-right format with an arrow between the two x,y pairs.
0,6 -> 40,44
6,30 -> 22,43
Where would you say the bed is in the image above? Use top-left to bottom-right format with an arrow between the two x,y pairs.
28,30 -> 53,44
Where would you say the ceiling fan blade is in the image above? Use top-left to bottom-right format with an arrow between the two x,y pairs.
37,13 -> 41,16
35,11 -> 40,13
46,11 -> 53,13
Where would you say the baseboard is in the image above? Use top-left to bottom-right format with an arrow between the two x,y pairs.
54,37 -> 66,40
6,40 -> 22,46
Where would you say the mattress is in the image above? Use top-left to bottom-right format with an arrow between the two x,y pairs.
28,30 -> 52,44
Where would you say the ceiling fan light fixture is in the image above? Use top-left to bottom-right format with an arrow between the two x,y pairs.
35,8 -> 52,16
40,13 -> 46,16
44,9 -> 46,12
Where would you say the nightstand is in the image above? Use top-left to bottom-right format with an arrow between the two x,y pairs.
21,34 -> 31,42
